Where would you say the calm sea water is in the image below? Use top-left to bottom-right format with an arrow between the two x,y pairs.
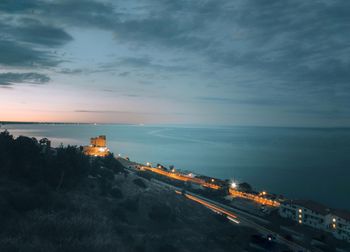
3,124 -> 350,209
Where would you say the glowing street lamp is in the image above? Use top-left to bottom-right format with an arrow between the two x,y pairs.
231,182 -> 237,189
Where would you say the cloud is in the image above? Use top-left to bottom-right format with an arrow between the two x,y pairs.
38,0 -> 118,30
74,109 -> 159,115
197,96 -> 284,106
0,0 -> 349,125
14,20 -> 73,46
99,56 -> 190,74
118,72 -> 129,77
0,40 -> 59,67
0,18 -> 71,68
75,110 -> 121,114
0,72 -> 50,86
58,68 -> 84,74
0,0 -> 40,13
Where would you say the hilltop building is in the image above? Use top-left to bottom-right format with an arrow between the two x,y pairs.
279,199 -> 350,242
39,138 -> 51,153
83,135 -> 110,157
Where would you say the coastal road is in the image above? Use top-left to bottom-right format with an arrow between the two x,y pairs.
119,158 -> 309,251
174,189 -> 240,224
145,175 -> 309,252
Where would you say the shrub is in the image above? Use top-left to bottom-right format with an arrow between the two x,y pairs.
0,195 -> 12,221
148,203 -> 176,223
157,243 -> 178,252
6,189 -> 49,213
122,197 -> 139,213
0,131 -> 94,189
112,207 -> 128,223
133,178 -> 147,189
110,187 -> 123,199
135,171 -> 152,180
98,177 -> 112,196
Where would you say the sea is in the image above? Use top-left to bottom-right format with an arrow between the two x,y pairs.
2,123 -> 349,210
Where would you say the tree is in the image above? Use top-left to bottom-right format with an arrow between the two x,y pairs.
238,182 -> 253,193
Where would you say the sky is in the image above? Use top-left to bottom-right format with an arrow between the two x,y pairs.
0,0 -> 349,127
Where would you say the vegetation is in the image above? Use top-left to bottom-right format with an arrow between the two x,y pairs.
0,130 -> 124,190
238,182 -> 253,193
0,131 -> 257,251
133,178 -> 147,189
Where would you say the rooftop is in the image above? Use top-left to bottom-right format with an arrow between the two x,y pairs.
284,199 -> 330,215
284,199 -> 350,220
332,209 -> 350,221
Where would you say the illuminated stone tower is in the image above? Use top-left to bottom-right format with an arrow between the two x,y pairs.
83,135 -> 110,157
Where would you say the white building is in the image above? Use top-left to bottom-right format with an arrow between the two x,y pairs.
279,200 -> 350,243
326,210 -> 350,242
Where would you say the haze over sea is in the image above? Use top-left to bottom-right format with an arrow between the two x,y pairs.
3,123 -> 350,210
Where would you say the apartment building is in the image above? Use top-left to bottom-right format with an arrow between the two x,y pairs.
279,199 -> 350,242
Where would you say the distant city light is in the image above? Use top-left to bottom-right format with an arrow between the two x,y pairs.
231,182 -> 237,189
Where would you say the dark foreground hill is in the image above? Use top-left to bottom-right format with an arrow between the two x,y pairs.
0,131 -> 256,252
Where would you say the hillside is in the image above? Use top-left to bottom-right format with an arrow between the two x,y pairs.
0,131 -> 256,252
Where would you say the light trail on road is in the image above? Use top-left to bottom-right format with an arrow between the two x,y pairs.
121,158 -> 309,252
142,166 -> 221,190
175,190 -> 239,223
175,189 -> 308,252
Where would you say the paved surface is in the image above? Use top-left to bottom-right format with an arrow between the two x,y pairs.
119,157 -> 310,252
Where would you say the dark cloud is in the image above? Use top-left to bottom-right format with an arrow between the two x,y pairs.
119,72 -> 130,77
197,96 -> 285,106
0,72 -> 50,86
0,17 -> 72,69
38,0 -> 118,30
0,0 -> 40,13
15,21 -> 73,46
0,40 -> 59,67
0,0 -> 349,124
58,68 -> 84,74
100,56 -> 189,73
206,0 -> 350,88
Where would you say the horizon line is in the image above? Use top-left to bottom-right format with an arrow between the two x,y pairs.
1,120 -> 349,129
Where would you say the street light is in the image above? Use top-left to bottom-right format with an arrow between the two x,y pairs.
231,182 -> 237,189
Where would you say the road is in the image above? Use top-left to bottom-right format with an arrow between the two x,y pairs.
142,173 -> 309,252
119,158 -> 309,251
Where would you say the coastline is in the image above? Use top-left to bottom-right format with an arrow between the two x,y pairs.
2,123 -> 350,210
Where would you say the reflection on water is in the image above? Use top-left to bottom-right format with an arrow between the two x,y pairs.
3,123 -> 350,209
